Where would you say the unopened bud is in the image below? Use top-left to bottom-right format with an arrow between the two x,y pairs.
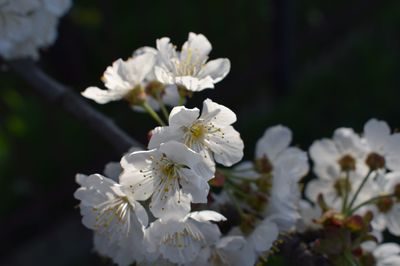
338,154 -> 356,172
365,152 -> 385,170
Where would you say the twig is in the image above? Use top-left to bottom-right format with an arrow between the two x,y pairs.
3,58 -> 143,154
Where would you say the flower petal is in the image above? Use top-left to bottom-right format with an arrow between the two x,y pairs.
198,58 -> 231,83
255,125 -> 292,160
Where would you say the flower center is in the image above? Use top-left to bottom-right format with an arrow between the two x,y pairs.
92,196 -> 131,233
376,196 -> 394,213
162,227 -> 204,249
365,152 -> 385,170
174,48 -> 203,76
337,154 -> 356,172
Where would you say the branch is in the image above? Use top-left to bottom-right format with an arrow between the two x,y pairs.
3,58 -> 142,154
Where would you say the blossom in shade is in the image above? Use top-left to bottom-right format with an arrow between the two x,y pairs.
362,118 -> 400,172
74,174 -> 148,265
365,172 -> 400,236
145,211 -> 226,265
0,0 -> 72,59
193,236 -> 254,266
255,125 -> 309,181
120,141 -> 214,219
148,98 -> 244,167
306,128 -> 370,207
154,32 -> 231,92
361,243 -> 400,266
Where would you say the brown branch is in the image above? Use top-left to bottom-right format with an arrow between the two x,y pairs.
3,58 -> 142,154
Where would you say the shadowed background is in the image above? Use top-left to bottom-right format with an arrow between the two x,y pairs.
1,0 -> 400,265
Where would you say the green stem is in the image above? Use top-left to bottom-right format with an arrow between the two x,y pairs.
348,194 -> 395,215
178,96 -> 186,106
347,170 -> 373,212
141,102 -> 166,126
226,188 -> 245,217
225,179 -> 252,198
342,171 -> 350,213
155,94 -> 170,121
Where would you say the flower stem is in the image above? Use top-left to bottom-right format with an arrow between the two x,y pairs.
226,188 -> 245,217
178,96 -> 185,106
342,171 -> 350,213
141,102 -> 166,126
155,95 -> 170,121
347,170 -> 373,212
348,194 -> 395,215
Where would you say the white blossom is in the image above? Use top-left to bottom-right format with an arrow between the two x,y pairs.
74,174 -> 148,265
82,47 -> 180,111
306,127 -> 370,207
0,0 -> 71,60
362,118 -> 400,172
145,211 -> 226,265
148,98 -> 244,167
365,172 -> 400,236
362,243 -> 400,266
120,141 -> 214,219
255,125 -> 309,180
154,32 -> 231,92
193,236 -> 254,266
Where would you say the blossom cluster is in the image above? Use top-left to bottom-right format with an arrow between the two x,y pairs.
0,0 -> 72,60
74,32 -> 400,266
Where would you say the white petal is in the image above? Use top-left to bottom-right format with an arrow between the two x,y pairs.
42,0 -> 71,16
198,58 -> 231,83
181,32 -> 212,64
119,150 -> 156,201
154,65 -> 174,84
150,189 -> 191,219
175,75 -> 214,92
374,243 -> 400,258
364,118 -> 391,151
255,125 -> 292,160
168,106 -> 200,127
179,168 -> 210,203
386,133 -> 400,171
309,139 -> 340,166
162,85 -> 181,107
251,219 -> 279,252
189,210 -> 226,223
81,86 -> 127,104
274,147 -> 309,180
148,126 -> 181,149
207,125 -> 244,166
201,98 -> 237,126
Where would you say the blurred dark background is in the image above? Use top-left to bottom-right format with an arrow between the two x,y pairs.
1,0 -> 400,265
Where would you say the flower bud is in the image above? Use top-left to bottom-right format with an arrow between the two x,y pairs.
338,154 -> 356,172
365,152 -> 385,170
